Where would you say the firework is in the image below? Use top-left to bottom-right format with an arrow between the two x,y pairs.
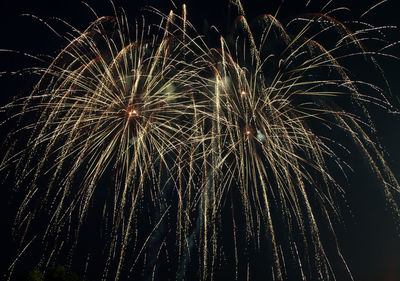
1,1 -> 399,280
2,6 -> 202,280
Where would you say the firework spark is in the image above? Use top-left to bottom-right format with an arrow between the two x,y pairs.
1,1 -> 400,281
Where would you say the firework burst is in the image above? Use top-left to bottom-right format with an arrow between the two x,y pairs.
1,7 -> 202,280
1,1 -> 400,280
175,1 -> 400,279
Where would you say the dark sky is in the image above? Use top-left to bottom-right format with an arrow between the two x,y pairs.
1,1 -> 400,281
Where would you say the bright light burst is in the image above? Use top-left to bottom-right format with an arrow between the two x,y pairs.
1,1 -> 400,280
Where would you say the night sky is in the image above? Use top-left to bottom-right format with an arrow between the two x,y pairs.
1,0 -> 400,280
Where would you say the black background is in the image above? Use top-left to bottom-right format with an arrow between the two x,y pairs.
1,0 -> 400,280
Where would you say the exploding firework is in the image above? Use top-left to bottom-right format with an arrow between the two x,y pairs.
1,1 -> 400,280
1,6 -> 202,280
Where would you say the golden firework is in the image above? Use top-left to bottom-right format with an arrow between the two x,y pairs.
1,1 -> 399,281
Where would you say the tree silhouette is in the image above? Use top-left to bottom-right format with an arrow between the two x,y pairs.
25,266 -> 85,281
